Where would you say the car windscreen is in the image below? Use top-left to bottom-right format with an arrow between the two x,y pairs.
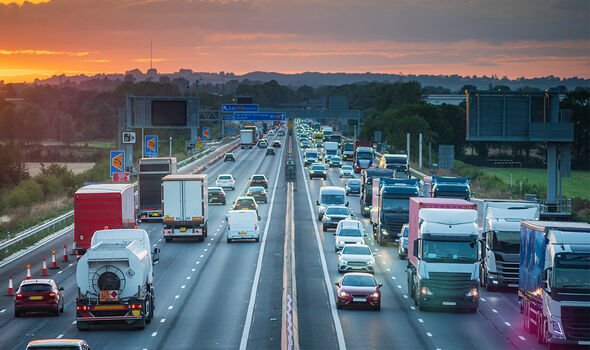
338,229 -> 362,237
321,194 -> 345,205
26,347 -> 81,350
326,207 -> 349,216
342,246 -> 371,255
248,187 -> 264,193
20,284 -> 52,292
347,180 -> 361,186
311,165 -> 325,171
341,166 -> 353,171
218,175 -> 232,180
342,275 -> 376,287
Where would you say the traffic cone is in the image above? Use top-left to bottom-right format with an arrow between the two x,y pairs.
25,264 -> 32,279
5,275 -> 15,296
62,244 -> 69,262
41,257 -> 49,276
49,250 -> 59,269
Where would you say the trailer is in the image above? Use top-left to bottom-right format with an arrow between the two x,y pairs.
161,174 -> 208,242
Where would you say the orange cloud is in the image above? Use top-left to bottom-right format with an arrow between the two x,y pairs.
131,58 -> 166,63
0,0 -> 50,5
0,49 -> 90,56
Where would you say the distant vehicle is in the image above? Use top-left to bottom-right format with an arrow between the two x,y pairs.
226,210 -> 260,243
379,154 -> 408,172
246,186 -> 268,204
26,339 -> 91,350
339,165 -> 354,178
398,224 -> 409,259
272,140 -> 281,148
315,141 -> 324,148
208,187 -> 226,205
324,141 -> 340,162
266,148 -> 275,156
342,142 -> 355,161
329,155 -> 342,168
304,149 -> 319,167
14,279 -> 64,317
161,174 -> 208,242
313,131 -> 324,145
268,130 -> 275,136
338,244 -> 375,274
240,129 -> 255,149
335,273 -> 381,310
322,205 -> 352,231
345,179 -> 361,195
360,168 -> 394,217
277,130 -> 285,136
317,186 -> 348,220
354,146 -> 374,173
309,163 -> 327,180
329,134 -> 342,146
430,176 -> 471,200
249,174 -> 269,189
137,157 -> 177,221
334,220 -> 366,251
216,174 -> 235,190
257,139 -> 269,148
300,139 -> 311,148
232,196 -> 259,216
224,153 -> 236,162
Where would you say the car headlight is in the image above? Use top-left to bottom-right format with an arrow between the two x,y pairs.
370,292 -> 379,299
367,259 -> 375,265
322,171 -> 327,174
381,229 -> 389,236
421,286 -> 433,296
338,240 -> 346,245
340,260 -> 348,265
549,316 -> 564,337
466,288 -> 479,297
324,216 -> 331,222
339,291 -> 350,297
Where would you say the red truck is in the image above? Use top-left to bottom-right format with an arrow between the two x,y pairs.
73,183 -> 136,255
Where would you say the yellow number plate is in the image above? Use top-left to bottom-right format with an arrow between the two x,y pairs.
239,231 -> 247,235
29,296 -> 43,300
132,310 -> 141,316
180,227 -> 187,232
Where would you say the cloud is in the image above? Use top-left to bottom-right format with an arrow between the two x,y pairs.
0,0 -> 50,5
0,49 -> 90,56
82,59 -> 111,63
131,58 -> 166,63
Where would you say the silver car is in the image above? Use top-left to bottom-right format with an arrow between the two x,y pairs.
338,244 -> 375,274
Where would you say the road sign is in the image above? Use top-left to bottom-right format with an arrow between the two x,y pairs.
222,115 -> 234,121
110,150 -> 125,177
145,135 -> 158,157
113,172 -> 130,182
374,130 -> 382,143
221,104 -> 259,112
202,127 -> 211,140
122,131 -> 136,144
234,112 -> 286,121
438,144 -> 454,169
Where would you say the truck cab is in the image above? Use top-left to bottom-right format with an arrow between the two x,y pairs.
354,146 -> 374,173
360,168 -> 394,217
431,176 -> 471,200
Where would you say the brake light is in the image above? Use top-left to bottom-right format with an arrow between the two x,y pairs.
76,305 -> 89,311
15,293 -> 23,300
49,292 -> 56,298
130,304 -> 142,309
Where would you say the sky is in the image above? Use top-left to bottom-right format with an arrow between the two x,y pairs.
0,0 -> 589,82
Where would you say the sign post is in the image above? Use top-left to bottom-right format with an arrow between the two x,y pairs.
202,127 -> 211,140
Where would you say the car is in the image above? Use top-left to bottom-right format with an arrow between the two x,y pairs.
249,174 -> 269,189
14,279 -> 64,317
345,179 -> 362,195
398,224 -> 409,259
334,220 -> 366,252
339,165 -> 354,178
268,130 -> 275,136
216,174 -> 235,190
277,130 -> 285,136
317,186 -> 348,221
26,339 -> 91,350
258,139 -> 268,148
232,196 -> 260,217
272,140 -> 281,148
315,141 -> 324,148
322,205 -> 352,231
335,272 -> 381,310
224,153 -> 236,162
246,186 -> 268,204
304,149 -> 319,167
337,244 -> 376,274
208,186 -> 226,205
300,139 -> 311,148
309,163 -> 327,180
329,155 -> 342,168
266,148 -> 276,156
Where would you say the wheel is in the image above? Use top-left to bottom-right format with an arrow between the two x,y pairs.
14,310 -> 20,318
60,301 -> 64,313
222,200 -> 226,205
227,238 -> 231,243
309,176 -> 312,180
77,321 -> 90,331
323,225 -> 327,231
54,308 -> 60,317
523,302 -> 531,332
146,296 -> 154,324
336,303 -> 342,309
255,237 -> 260,242
468,306 -> 477,313
323,176 -> 326,180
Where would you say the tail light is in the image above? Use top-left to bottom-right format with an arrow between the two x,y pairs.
15,293 -> 23,300
76,305 -> 89,311
130,304 -> 142,309
49,292 -> 56,298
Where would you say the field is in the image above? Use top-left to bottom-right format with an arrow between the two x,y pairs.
479,167 -> 590,200
25,162 -> 96,177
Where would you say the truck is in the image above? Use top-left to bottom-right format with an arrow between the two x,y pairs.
137,157 -> 177,221
519,221 -> 590,348
370,178 -> 420,245
313,131 -> 324,146
341,142 -> 355,161
322,126 -> 333,140
324,141 -> 340,162
161,174 -> 208,242
73,184 -> 136,255
379,153 -> 409,179
431,176 -> 471,200
75,229 -> 160,330
240,129 -> 255,149
407,198 -> 480,312
472,199 -> 540,290
360,168 -> 394,217
354,143 -> 374,173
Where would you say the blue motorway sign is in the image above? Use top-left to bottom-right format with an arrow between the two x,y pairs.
221,104 -> 259,112
110,150 -> 125,177
145,135 -> 158,157
222,114 -> 234,121
234,112 -> 286,121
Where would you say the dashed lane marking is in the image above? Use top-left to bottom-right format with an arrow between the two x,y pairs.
181,285 -> 186,289
57,270 -> 63,274
175,295 -> 180,299
168,306 -> 173,310
427,332 -> 433,337
204,249 -> 208,252
0,309 -> 5,313
481,297 -> 486,302
397,285 -> 402,289
192,268 -> 196,272
386,268 -> 391,272
504,322 -> 511,327
207,243 -> 211,246
410,306 -> 416,310
418,318 -> 424,323
186,276 -> 191,280
71,320 -> 76,324
68,263 -> 73,267
200,255 -> 204,258
152,332 -> 158,337
57,334 -> 63,339
160,318 -> 166,323
403,295 -> 408,299
392,276 -> 397,280
519,336 -> 526,341
492,309 -> 498,313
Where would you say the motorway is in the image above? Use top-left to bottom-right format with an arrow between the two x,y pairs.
0,130 -> 550,349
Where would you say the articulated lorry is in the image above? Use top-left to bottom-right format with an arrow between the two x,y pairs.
519,221 -> 590,348
75,229 -> 160,330
137,157 -> 177,221
370,178 -> 420,245
360,168 -> 394,218
341,142 -> 355,161
472,199 -> 540,290
407,198 -> 480,312
431,176 -> 471,200
162,174 -> 208,242
73,184 -> 136,255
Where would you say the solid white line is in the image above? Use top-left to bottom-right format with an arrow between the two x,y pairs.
239,139 -> 286,350
196,261 -> 200,265
295,143 -> 347,350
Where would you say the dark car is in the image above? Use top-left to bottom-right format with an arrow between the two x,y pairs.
329,156 -> 342,168
266,148 -> 275,156
345,179 -> 361,195
208,186 -> 227,205
15,279 -> 64,317
224,153 -> 236,162
246,186 -> 268,204
309,163 -> 327,180
249,174 -> 269,189
272,140 -> 281,148
322,205 -> 352,231
335,273 -> 382,310
278,130 -> 285,136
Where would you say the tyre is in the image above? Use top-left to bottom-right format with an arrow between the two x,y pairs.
255,237 -> 260,242
323,224 -> 327,231
323,176 -> 326,180
164,236 -> 172,242
14,310 -> 20,318
468,306 -> 477,313
60,302 -> 64,313
222,200 -> 226,205
336,303 -> 342,309
77,321 -> 90,331
227,238 -> 231,243
309,176 -> 312,180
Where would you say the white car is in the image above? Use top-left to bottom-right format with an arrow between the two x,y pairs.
334,220 -> 367,252
338,244 -> 375,274
339,165 -> 354,177
268,130 -> 275,136
216,174 -> 235,190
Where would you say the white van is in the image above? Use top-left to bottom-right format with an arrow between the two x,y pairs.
226,210 -> 260,243
334,219 -> 367,251
304,149 -> 319,167
316,186 -> 348,220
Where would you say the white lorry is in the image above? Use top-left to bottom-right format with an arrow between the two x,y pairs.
240,129 -> 255,149
75,229 -> 160,330
472,199 -> 540,290
323,141 -> 339,162
162,174 -> 208,242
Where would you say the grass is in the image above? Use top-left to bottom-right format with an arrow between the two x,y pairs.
73,141 -> 115,149
479,167 -> 590,200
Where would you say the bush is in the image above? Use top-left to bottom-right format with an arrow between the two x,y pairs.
1,179 -> 43,208
35,174 -> 64,198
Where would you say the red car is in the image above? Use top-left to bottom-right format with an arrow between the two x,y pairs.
15,279 -> 64,317
335,273 -> 382,310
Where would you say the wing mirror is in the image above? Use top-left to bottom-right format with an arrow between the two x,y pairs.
345,201 -> 349,207
335,282 -> 340,287
378,284 -> 383,288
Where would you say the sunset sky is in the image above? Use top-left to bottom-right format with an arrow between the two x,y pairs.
1,0 -> 589,82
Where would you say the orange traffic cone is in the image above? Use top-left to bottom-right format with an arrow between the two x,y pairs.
41,257 -> 49,276
62,244 -> 69,262
25,264 -> 32,279
49,250 -> 59,269
5,275 -> 15,296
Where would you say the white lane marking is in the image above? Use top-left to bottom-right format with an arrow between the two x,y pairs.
168,305 -> 173,310
158,238 -> 162,242
204,248 -> 208,252
492,309 -> 498,313
57,334 -> 63,339
410,306 -> 416,310
210,238 -> 214,241
386,268 -> 391,272
397,285 -> 402,289
71,320 -> 76,324
200,255 -> 204,258
196,261 -> 200,265
0,309 -> 5,313
186,276 -> 191,280
481,297 -> 486,302
293,143 -> 347,350
239,136 -> 286,350
519,336 -> 526,341
57,270 -> 63,274
192,268 -> 196,272
504,321 -> 511,326
427,332 -> 433,337
68,263 -> 73,267
217,229 -> 220,232
181,285 -> 186,289
381,261 -> 386,265
418,318 -> 424,323
207,243 -> 211,246
392,276 -> 397,280
175,295 -> 180,299
152,332 -> 158,337
153,244 -> 156,247
161,318 -> 166,323
403,295 -> 408,299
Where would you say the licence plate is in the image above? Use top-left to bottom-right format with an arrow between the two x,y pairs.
29,296 -> 43,300
353,297 -> 366,302
131,310 -> 141,316
508,284 -> 518,287
180,227 -> 187,232
442,301 -> 456,306
239,231 -> 247,235
152,213 -> 159,217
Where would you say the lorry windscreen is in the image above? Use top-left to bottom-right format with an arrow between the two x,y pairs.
422,240 -> 477,263
490,230 -> 520,253
381,198 -> 410,212
357,151 -> 373,160
554,253 -> 590,290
